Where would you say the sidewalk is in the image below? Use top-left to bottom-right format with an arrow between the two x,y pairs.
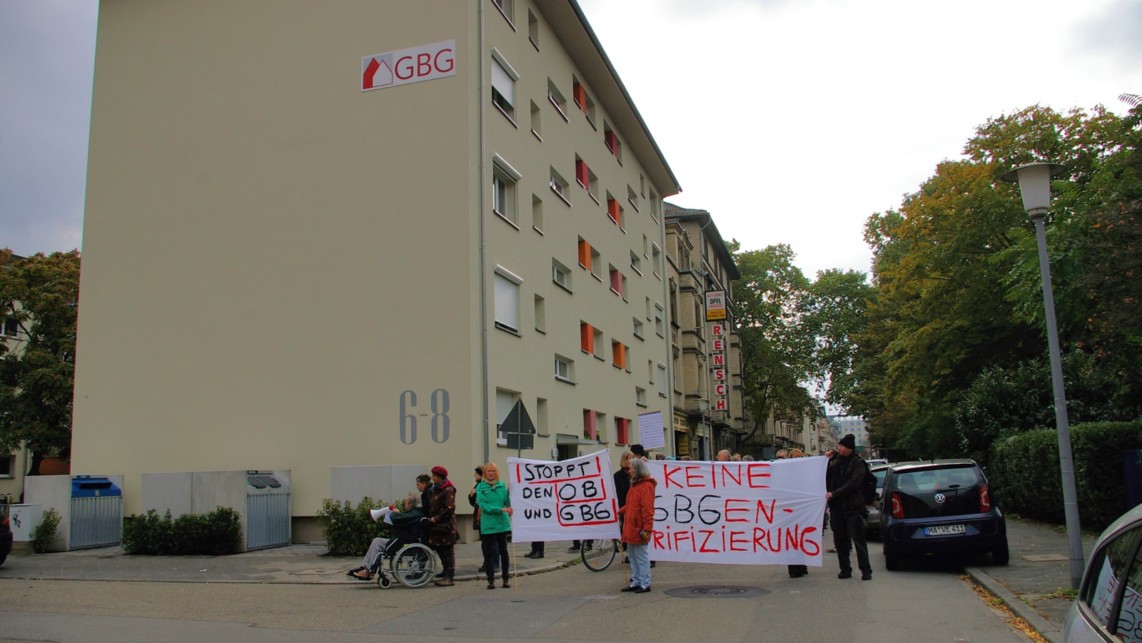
0,538 -> 590,586
1,519 -> 1090,642
964,516 -> 1097,643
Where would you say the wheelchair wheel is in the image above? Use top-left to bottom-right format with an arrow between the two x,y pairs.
581,538 -> 619,572
392,543 -> 436,588
377,573 -> 393,589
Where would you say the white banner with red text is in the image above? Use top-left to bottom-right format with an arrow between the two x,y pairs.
646,457 -> 827,565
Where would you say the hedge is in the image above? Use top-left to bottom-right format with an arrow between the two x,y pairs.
122,507 -> 242,555
989,420 -> 1142,532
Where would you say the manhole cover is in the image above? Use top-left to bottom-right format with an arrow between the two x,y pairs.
665,585 -> 770,598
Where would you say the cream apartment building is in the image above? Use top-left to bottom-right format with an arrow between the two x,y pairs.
72,0 -> 680,530
663,204 -> 745,459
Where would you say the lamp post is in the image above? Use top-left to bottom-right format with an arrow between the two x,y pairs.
1001,162 -> 1083,588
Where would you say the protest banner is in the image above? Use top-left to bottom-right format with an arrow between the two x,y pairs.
645,457 -> 827,565
508,450 -> 620,543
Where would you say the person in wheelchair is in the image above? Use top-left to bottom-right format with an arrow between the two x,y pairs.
347,492 -> 425,581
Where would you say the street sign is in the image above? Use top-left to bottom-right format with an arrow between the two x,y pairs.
500,400 -> 536,450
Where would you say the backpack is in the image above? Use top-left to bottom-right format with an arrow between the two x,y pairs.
862,461 -> 877,505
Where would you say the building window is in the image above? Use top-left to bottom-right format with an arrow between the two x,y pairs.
609,265 -> 624,297
2,318 -> 17,337
492,0 -> 514,26
548,79 -> 568,120
616,417 -> 630,445
636,387 -> 647,407
612,340 -> 627,370
528,10 -> 539,49
494,268 -> 521,333
583,409 -> 597,441
534,294 -> 546,333
657,364 -> 668,397
552,259 -> 571,291
491,53 -> 517,122
531,194 -> 543,233
549,167 -> 570,204
496,388 -> 520,442
627,185 -> 639,212
605,125 -> 622,163
630,250 -> 642,275
607,194 -> 623,227
555,355 -> 574,382
633,317 -> 644,340
0,452 -> 13,477
492,154 -> 521,226
650,190 -> 660,221
530,100 -> 541,140
655,304 -> 665,337
577,237 -> 592,271
652,244 -> 662,278
575,157 -> 597,200
580,321 -> 594,354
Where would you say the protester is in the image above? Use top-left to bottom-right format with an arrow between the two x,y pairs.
730,453 -> 742,461
826,434 -> 873,581
468,465 -> 500,572
425,465 -> 459,586
715,449 -> 731,461
620,457 -> 657,594
347,493 -> 423,581
630,443 -> 647,460
417,473 -> 432,516
775,449 -> 788,460
476,462 -> 513,589
614,451 -> 634,561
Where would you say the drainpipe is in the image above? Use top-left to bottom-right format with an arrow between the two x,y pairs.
477,1 -> 491,466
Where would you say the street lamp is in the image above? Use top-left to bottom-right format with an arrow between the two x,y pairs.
1001,162 -> 1083,588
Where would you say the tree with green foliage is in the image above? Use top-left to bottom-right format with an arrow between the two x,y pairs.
847,102 -> 1142,460
0,250 -> 81,475
732,244 -> 818,447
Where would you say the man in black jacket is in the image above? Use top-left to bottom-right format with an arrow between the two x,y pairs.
826,434 -> 873,581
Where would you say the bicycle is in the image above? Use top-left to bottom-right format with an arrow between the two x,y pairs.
580,538 -> 622,572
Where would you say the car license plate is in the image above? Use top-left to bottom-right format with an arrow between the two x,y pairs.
925,524 -> 966,536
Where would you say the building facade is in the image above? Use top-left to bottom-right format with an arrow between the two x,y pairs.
663,203 -> 744,459
72,1 -> 681,529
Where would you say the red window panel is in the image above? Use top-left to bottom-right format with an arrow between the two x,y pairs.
583,409 -> 597,440
575,159 -> 589,188
605,130 -> 621,159
612,341 -> 626,368
616,417 -> 630,445
578,239 -> 591,269
609,268 -> 623,296
573,82 -> 588,113
607,197 -> 622,226
580,322 -> 594,354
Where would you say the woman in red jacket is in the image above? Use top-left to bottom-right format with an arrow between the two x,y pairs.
620,457 -> 656,593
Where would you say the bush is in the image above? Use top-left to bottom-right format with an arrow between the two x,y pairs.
316,496 -> 388,556
31,508 -> 61,553
122,507 -> 243,555
990,420 -> 1142,532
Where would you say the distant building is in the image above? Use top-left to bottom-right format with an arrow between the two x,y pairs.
828,416 -> 870,452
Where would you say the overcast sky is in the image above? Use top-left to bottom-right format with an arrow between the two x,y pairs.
2,0 -> 1140,276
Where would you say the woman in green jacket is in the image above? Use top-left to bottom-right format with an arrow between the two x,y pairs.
476,462 -> 513,589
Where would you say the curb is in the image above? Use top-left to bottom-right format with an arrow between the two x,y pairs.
965,566 -> 1062,643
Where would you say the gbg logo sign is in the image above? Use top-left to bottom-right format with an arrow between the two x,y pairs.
362,39 -> 456,92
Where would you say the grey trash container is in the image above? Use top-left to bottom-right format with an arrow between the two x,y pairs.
246,472 -> 290,550
70,476 -> 122,550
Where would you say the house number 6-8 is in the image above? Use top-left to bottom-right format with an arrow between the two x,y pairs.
399,389 -> 450,444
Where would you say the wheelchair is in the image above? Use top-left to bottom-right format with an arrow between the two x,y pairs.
372,521 -> 437,589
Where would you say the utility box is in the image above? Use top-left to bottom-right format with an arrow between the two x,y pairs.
70,476 -> 123,549
245,471 -> 290,551
8,504 -> 42,542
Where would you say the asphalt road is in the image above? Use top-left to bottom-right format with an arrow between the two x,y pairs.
1,556 -> 1035,642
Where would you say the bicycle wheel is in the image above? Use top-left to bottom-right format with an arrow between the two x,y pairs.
581,538 -> 619,572
392,543 -> 436,588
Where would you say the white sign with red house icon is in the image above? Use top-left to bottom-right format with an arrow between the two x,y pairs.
362,39 -> 456,92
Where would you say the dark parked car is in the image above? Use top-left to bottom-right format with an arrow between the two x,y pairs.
863,463 -> 892,539
880,459 -> 1008,570
1064,503 -> 1142,642
0,503 -> 11,567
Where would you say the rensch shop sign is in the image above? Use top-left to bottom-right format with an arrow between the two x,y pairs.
362,39 -> 456,92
